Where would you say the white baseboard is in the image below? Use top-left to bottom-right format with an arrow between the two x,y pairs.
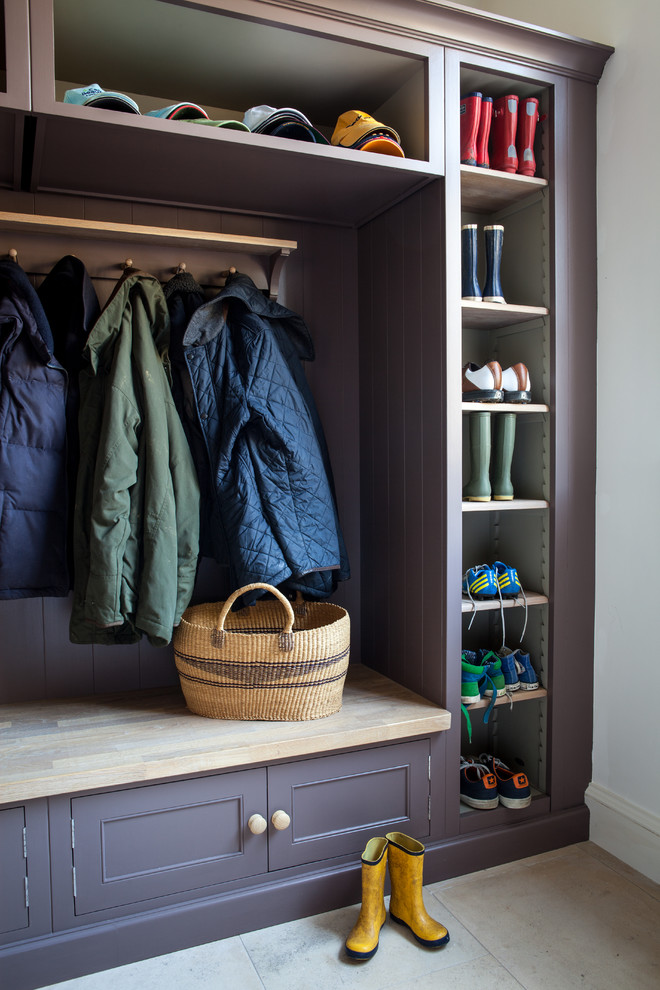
586,781 -> 660,884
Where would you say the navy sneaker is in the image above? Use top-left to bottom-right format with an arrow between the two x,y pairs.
479,754 -> 532,809
460,757 -> 498,809
514,649 -> 539,690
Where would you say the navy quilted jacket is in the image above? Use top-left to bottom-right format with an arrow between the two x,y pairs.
0,261 -> 68,598
181,273 -> 349,600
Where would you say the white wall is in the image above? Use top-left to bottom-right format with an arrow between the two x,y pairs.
461,0 -> 660,881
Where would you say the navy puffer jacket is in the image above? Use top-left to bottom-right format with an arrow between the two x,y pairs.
181,273 -> 349,601
0,261 -> 68,598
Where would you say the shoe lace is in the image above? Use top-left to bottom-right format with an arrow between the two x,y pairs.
495,567 -> 528,648
463,564 -> 491,631
460,756 -> 491,779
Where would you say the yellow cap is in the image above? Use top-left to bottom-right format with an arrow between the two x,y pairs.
331,110 -> 403,155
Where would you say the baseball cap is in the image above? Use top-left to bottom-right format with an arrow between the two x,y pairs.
331,110 -> 404,157
184,118 -> 250,131
243,105 -> 329,144
63,84 -> 140,114
146,103 -> 210,120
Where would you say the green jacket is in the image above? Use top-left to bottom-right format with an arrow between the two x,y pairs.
70,272 -> 200,647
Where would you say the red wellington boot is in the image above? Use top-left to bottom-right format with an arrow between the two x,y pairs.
516,97 -> 541,176
475,95 -> 492,167
460,91 -> 481,165
490,94 -> 518,173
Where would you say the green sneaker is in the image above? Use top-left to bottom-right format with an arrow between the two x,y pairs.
461,651 -> 488,703
477,649 -> 506,697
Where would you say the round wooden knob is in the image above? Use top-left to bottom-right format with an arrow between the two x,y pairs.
271,810 -> 291,831
247,814 -> 267,835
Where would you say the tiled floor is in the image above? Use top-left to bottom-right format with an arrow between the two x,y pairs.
40,841 -> 659,990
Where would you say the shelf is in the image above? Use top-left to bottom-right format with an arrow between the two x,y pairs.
0,211 -> 298,297
462,300 -> 549,329
29,111 -> 440,228
0,212 -> 297,255
462,499 -> 548,512
460,164 -> 548,213
462,402 -> 549,414
462,592 -> 547,613
462,686 -> 547,712
459,791 -> 550,834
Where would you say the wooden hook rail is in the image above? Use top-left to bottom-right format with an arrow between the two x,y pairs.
0,212 -> 297,299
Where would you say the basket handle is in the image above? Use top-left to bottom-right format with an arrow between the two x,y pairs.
213,582 -> 295,651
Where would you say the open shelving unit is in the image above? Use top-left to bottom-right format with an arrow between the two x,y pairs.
0,1 -> 609,985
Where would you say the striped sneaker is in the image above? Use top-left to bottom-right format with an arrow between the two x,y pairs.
462,564 -> 498,601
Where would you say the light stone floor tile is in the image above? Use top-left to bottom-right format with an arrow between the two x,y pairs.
429,844 -> 660,990
579,839 -> 660,900
240,895 -> 486,990
382,954 -> 526,989
37,936 -> 264,990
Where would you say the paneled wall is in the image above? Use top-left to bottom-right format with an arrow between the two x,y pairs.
0,189 -> 360,701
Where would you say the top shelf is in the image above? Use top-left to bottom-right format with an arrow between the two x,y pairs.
461,165 -> 548,213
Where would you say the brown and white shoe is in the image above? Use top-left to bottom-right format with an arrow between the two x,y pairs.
462,361 -> 503,402
501,363 -> 531,403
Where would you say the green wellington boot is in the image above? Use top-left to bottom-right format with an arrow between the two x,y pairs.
463,410 -> 491,501
491,411 -> 516,500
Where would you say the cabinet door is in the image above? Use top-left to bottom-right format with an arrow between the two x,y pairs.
267,739 -> 431,870
0,807 -> 28,937
69,768 -> 267,916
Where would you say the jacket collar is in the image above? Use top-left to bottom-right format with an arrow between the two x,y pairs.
183,272 -> 315,361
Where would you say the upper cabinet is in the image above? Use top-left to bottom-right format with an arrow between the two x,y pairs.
26,0 -> 444,225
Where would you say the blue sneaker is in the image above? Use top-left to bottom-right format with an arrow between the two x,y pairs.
460,756 -> 498,809
479,753 -> 532,809
476,649 -> 507,697
463,564 -> 498,600
493,560 -> 522,598
513,648 -> 539,690
497,646 -> 521,691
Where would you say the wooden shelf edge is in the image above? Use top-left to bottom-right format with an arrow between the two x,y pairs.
460,163 -> 548,190
462,499 -> 549,512
0,211 -> 298,255
462,402 -> 549,413
461,686 -> 547,712
462,592 -> 548,612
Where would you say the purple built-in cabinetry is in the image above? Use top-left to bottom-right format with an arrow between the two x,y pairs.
0,1 -> 612,987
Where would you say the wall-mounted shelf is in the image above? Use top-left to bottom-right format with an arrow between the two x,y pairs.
460,165 -> 548,213
462,300 -> 549,330
462,402 -> 549,414
462,686 -> 547,711
462,499 -> 548,512
0,212 -> 297,298
462,592 -> 548,613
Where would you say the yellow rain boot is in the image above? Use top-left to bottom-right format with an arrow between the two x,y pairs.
385,832 -> 450,948
344,836 -> 388,960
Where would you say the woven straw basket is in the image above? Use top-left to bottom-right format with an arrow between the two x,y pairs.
172,582 -> 350,721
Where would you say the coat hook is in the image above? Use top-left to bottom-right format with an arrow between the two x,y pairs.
220,265 -> 237,278
123,258 -> 134,269
176,262 -> 187,274
8,248 -> 18,263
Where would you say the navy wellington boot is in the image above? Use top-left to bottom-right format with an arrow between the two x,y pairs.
482,224 -> 505,303
461,224 -> 481,300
